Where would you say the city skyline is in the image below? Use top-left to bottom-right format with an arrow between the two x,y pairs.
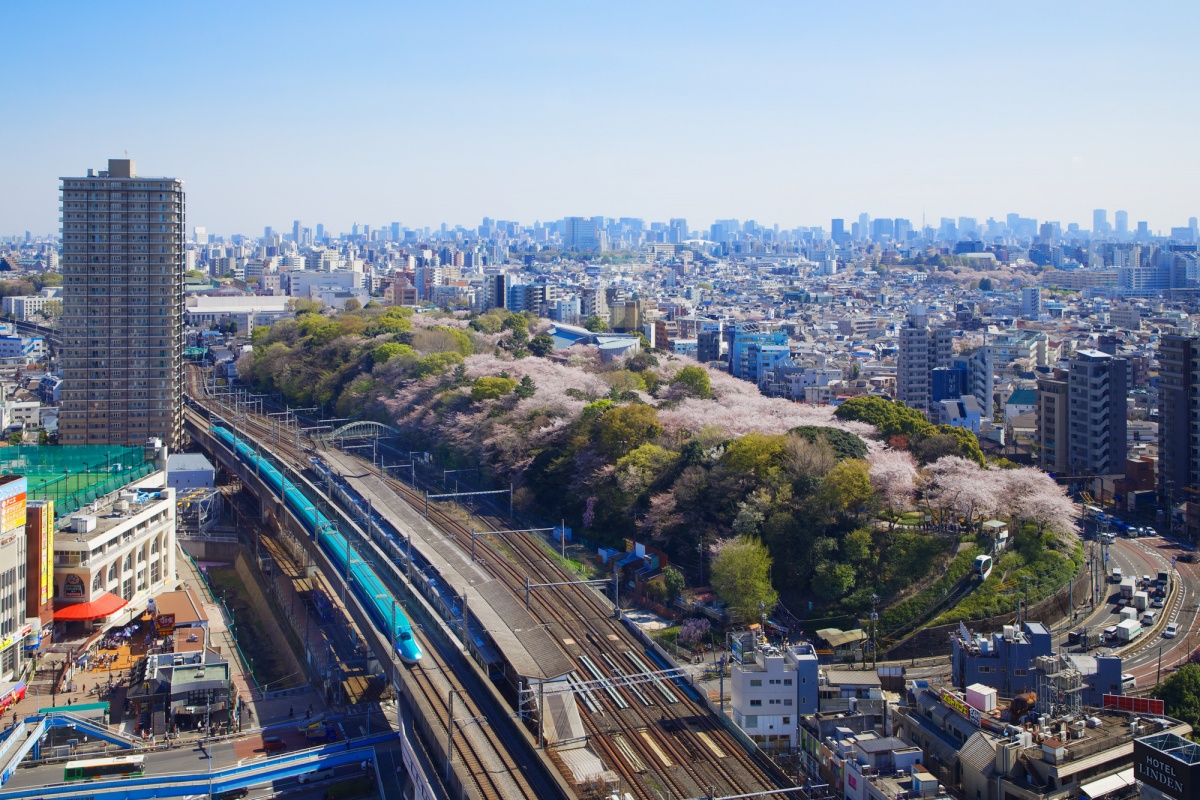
2,1 -> 1198,234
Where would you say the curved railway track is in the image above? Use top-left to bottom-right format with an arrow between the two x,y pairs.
188,371 -> 785,799
185,391 -> 543,800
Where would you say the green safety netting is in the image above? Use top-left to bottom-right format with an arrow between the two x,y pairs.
0,445 -> 153,519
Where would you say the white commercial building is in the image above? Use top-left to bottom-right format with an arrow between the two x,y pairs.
53,467 -> 177,632
184,294 -> 293,330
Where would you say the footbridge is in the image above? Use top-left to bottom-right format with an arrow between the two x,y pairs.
0,738 -> 382,800
0,711 -> 138,785
315,421 -> 401,442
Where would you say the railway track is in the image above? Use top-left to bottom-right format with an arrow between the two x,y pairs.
188,371 -> 785,799
382,460 -> 779,800
184,388 -> 545,800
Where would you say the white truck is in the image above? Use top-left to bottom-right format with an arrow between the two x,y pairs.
1115,619 -> 1143,643
1133,591 -> 1149,612
1120,577 -> 1137,600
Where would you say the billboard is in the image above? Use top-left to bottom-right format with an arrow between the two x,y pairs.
0,476 -> 26,533
63,573 -> 85,599
1104,693 -> 1165,716
27,501 -> 53,608
940,688 -> 982,726
1135,737 -> 1198,800
155,613 -> 176,635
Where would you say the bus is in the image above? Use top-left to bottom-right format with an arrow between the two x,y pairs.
64,755 -> 146,782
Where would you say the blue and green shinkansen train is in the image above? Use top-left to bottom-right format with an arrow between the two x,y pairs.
210,426 -> 422,664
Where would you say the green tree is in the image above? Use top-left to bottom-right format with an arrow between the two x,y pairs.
471,376 -> 518,401
373,342 -> 415,366
662,566 -> 686,602
514,374 -> 537,399
721,433 -> 787,485
1152,664 -> 1200,735
710,537 -> 779,623
822,459 -> 873,518
528,333 -> 555,357
595,403 -> 663,458
583,315 -> 609,333
6,432 -> 20,446
343,298 -> 362,312
415,351 -> 464,378
811,560 -> 856,600
671,365 -> 712,399
614,444 -> 680,496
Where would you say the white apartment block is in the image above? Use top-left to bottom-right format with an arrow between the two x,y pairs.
897,306 -> 953,413
2,295 -> 57,322
730,640 -> 820,751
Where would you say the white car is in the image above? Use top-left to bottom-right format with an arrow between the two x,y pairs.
1165,622 -> 1179,638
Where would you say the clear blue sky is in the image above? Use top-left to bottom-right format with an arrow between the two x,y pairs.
2,1 -> 1197,236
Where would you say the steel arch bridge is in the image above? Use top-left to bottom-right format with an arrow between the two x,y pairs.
317,421 -> 401,441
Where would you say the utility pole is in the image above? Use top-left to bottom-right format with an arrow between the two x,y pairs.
871,593 -> 880,669
446,690 -> 455,783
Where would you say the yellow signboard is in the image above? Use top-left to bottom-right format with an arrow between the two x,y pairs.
940,688 -> 981,726
35,502 -> 53,607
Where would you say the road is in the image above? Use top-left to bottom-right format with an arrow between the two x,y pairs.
1055,534 -> 1198,689
1116,536 -> 1200,686
3,728 -> 378,795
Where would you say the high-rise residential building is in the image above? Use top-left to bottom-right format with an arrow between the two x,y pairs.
60,159 -> 185,448
1066,350 -> 1128,475
1158,334 -> 1200,509
897,305 -> 953,413
292,219 -> 302,243
1021,286 -> 1043,318
1037,369 -> 1069,474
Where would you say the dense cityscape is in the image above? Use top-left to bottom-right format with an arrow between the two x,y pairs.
2,2 -> 1198,800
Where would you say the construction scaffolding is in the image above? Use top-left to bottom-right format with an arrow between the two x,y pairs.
175,486 -> 223,537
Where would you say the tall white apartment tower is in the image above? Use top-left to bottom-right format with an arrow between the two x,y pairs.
60,159 -> 186,448
897,305 -> 953,413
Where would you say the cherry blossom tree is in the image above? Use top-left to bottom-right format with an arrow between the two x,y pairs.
868,449 -> 919,514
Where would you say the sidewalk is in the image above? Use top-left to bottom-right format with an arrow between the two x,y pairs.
173,546 -> 326,730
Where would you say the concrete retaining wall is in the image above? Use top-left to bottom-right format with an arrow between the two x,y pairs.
231,550 -> 308,688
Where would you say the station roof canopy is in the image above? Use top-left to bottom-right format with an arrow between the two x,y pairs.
815,628 -> 867,648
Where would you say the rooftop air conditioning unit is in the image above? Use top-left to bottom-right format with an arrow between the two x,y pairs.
71,515 -> 97,533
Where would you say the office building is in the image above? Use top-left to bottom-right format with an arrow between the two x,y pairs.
565,217 -> 602,251
1067,350 -> 1128,475
897,306 -> 953,413
1158,334 -> 1200,509
60,159 -> 185,448
1093,208 -> 1108,235
1114,210 -> 1129,237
